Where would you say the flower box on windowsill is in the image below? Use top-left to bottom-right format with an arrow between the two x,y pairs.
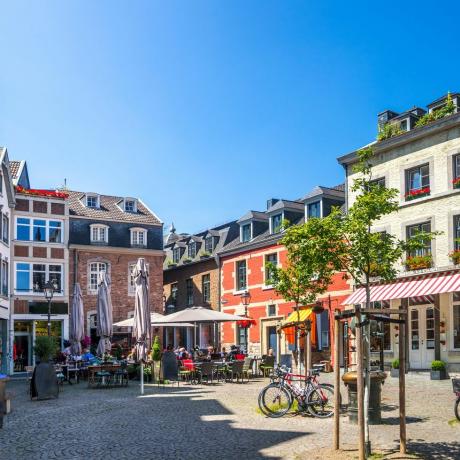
183,258 -> 192,264
405,187 -> 431,201
167,262 -> 177,268
453,178 -> 460,189
405,255 -> 433,271
449,250 -> 460,265
200,253 -> 211,260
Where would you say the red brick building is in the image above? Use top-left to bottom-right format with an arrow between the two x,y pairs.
218,187 -> 352,364
67,191 -> 164,350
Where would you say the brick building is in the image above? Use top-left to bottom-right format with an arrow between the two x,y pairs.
218,187 -> 351,365
67,191 -> 164,350
163,221 -> 239,349
11,162 -> 70,372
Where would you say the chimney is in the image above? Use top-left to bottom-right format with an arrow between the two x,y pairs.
377,110 -> 399,130
266,198 -> 279,210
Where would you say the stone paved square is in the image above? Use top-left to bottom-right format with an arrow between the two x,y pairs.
1,373 -> 459,459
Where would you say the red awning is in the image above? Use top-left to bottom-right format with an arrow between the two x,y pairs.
343,271 -> 460,305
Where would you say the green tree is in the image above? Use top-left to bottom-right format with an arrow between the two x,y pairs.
151,335 -> 161,362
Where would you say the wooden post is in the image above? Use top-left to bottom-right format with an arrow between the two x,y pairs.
333,310 -> 340,450
399,305 -> 407,455
304,321 -> 312,375
355,305 -> 365,460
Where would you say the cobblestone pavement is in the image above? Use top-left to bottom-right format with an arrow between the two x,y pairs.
1,372 -> 459,459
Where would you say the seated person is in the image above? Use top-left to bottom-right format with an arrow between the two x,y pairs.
177,347 -> 188,360
82,348 -> 95,362
220,347 -> 228,359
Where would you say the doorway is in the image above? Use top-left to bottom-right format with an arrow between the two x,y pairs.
267,326 -> 278,358
409,305 -> 435,369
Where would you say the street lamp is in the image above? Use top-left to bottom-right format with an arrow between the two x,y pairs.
240,290 -> 251,352
44,280 -> 57,337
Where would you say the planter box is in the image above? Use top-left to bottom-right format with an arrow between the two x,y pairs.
430,369 -> 447,380
390,368 -> 399,378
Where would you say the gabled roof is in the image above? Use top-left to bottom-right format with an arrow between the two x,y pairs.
266,199 -> 304,214
301,185 -> 345,202
0,149 -> 16,207
427,93 -> 460,108
237,210 -> 268,224
9,159 -> 30,188
66,190 -> 162,225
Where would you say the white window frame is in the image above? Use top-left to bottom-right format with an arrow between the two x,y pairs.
2,214 -> 8,244
124,198 -> 138,213
188,241 -> 196,258
451,292 -> 460,351
264,252 -> 278,286
14,262 -> 64,296
130,227 -> 147,247
173,247 -> 181,263
240,222 -> 252,243
128,262 -> 149,295
86,194 -> 100,208
90,224 -> 109,243
270,213 -> 283,234
1,259 -> 8,297
15,216 -> 64,243
88,261 -> 109,293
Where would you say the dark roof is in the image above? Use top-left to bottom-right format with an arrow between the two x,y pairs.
66,190 -> 162,225
9,160 -> 21,179
266,199 -> 304,213
427,93 -> 460,108
301,185 -> 345,202
237,210 -> 268,223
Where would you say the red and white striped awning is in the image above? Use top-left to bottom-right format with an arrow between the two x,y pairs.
343,271 -> 460,305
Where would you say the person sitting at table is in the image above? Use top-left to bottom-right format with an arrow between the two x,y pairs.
220,347 -> 228,359
82,348 -> 95,362
177,347 -> 188,359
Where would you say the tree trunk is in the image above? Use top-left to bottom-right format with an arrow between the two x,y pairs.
333,310 -> 340,450
364,283 -> 371,457
399,305 -> 407,454
355,305 -> 365,460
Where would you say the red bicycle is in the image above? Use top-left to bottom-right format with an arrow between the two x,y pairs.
453,379 -> 460,421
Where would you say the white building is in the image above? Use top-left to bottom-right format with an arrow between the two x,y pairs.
0,149 -> 16,375
338,93 -> 460,371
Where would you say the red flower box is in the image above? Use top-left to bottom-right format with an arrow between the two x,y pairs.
16,185 -> 69,199
453,178 -> 460,189
236,317 -> 256,328
405,187 -> 430,201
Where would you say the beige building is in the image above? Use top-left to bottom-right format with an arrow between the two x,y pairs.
338,93 -> 460,371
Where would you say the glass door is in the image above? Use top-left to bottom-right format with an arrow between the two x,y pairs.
267,326 -> 278,358
409,306 -> 435,369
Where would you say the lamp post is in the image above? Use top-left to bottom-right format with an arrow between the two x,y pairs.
241,290 -> 251,352
43,280 -> 56,337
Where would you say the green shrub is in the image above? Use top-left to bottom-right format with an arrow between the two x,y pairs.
151,336 -> 162,362
415,93 -> 455,128
33,336 -> 58,362
431,360 -> 446,371
391,358 -> 399,369
377,123 -> 404,141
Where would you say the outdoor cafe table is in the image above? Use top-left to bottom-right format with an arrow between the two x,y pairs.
87,363 -> 121,388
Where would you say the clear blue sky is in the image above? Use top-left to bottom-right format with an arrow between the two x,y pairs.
1,1 -> 459,233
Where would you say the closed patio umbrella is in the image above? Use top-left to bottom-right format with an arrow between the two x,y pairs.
96,271 -> 113,356
132,258 -> 150,395
69,283 -> 84,355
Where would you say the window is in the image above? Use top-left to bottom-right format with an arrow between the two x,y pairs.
268,304 -> 276,316
454,154 -> 460,181
236,260 -> 247,291
131,229 -> 147,247
1,260 -> 8,296
407,222 -> 432,258
89,262 -> 107,291
370,300 -> 391,351
241,224 -> 251,242
186,278 -> 193,306
405,164 -> 430,198
453,292 -> 460,349
204,237 -> 213,253
171,283 -> 178,305
455,215 -> 460,251
237,325 -> 247,348
369,177 -> 386,189
90,225 -> 108,243
129,262 -> 149,293
15,263 -> 63,294
86,195 -> 99,208
400,119 -> 408,131
125,199 -> 136,212
202,274 -> 210,303
2,215 -> 8,243
271,214 -> 282,234
307,201 -> 321,219
173,247 -> 181,263
265,253 -> 278,285
16,217 -> 63,243
188,242 -> 196,259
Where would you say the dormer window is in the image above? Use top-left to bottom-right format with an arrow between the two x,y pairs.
188,242 -> 196,258
124,198 -> 137,213
271,214 -> 283,234
205,237 -> 213,253
241,223 -> 252,243
86,194 -> 100,208
90,224 -> 108,243
131,228 -> 147,247
307,201 -> 321,219
173,247 -> 181,263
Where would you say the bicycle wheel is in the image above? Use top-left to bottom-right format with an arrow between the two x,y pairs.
258,383 -> 292,418
455,398 -> 460,421
307,385 -> 335,418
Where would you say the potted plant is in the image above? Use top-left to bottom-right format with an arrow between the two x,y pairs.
32,336 -> 59,400
166,259 -> 177,268
405,187 -> 431,201
200,252 -> 211,259
430,360 -> 447,380
150,336 -> 162,382
449,249 -> 460,265
183,257 -> 192,264
405,254 -> 432,271
453,177 -> 460,189
390,358 -> 399,378
143,365 -> 152,383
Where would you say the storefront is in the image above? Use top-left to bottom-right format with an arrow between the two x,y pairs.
0,319 -> 7,374
12,315 -> 68,372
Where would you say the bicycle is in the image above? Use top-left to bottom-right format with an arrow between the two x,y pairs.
258,365 -> 337,418
453,378 -> 460,421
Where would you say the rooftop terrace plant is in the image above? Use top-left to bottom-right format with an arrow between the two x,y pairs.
415,93 -> 455,128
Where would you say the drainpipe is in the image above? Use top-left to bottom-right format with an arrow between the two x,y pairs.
216,253 -> 222,350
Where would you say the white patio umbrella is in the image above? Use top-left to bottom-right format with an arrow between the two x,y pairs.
96,271 -> 113,356
69,283 -> 84,355
114,312 -> 164,327
132,258 -> 151,395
